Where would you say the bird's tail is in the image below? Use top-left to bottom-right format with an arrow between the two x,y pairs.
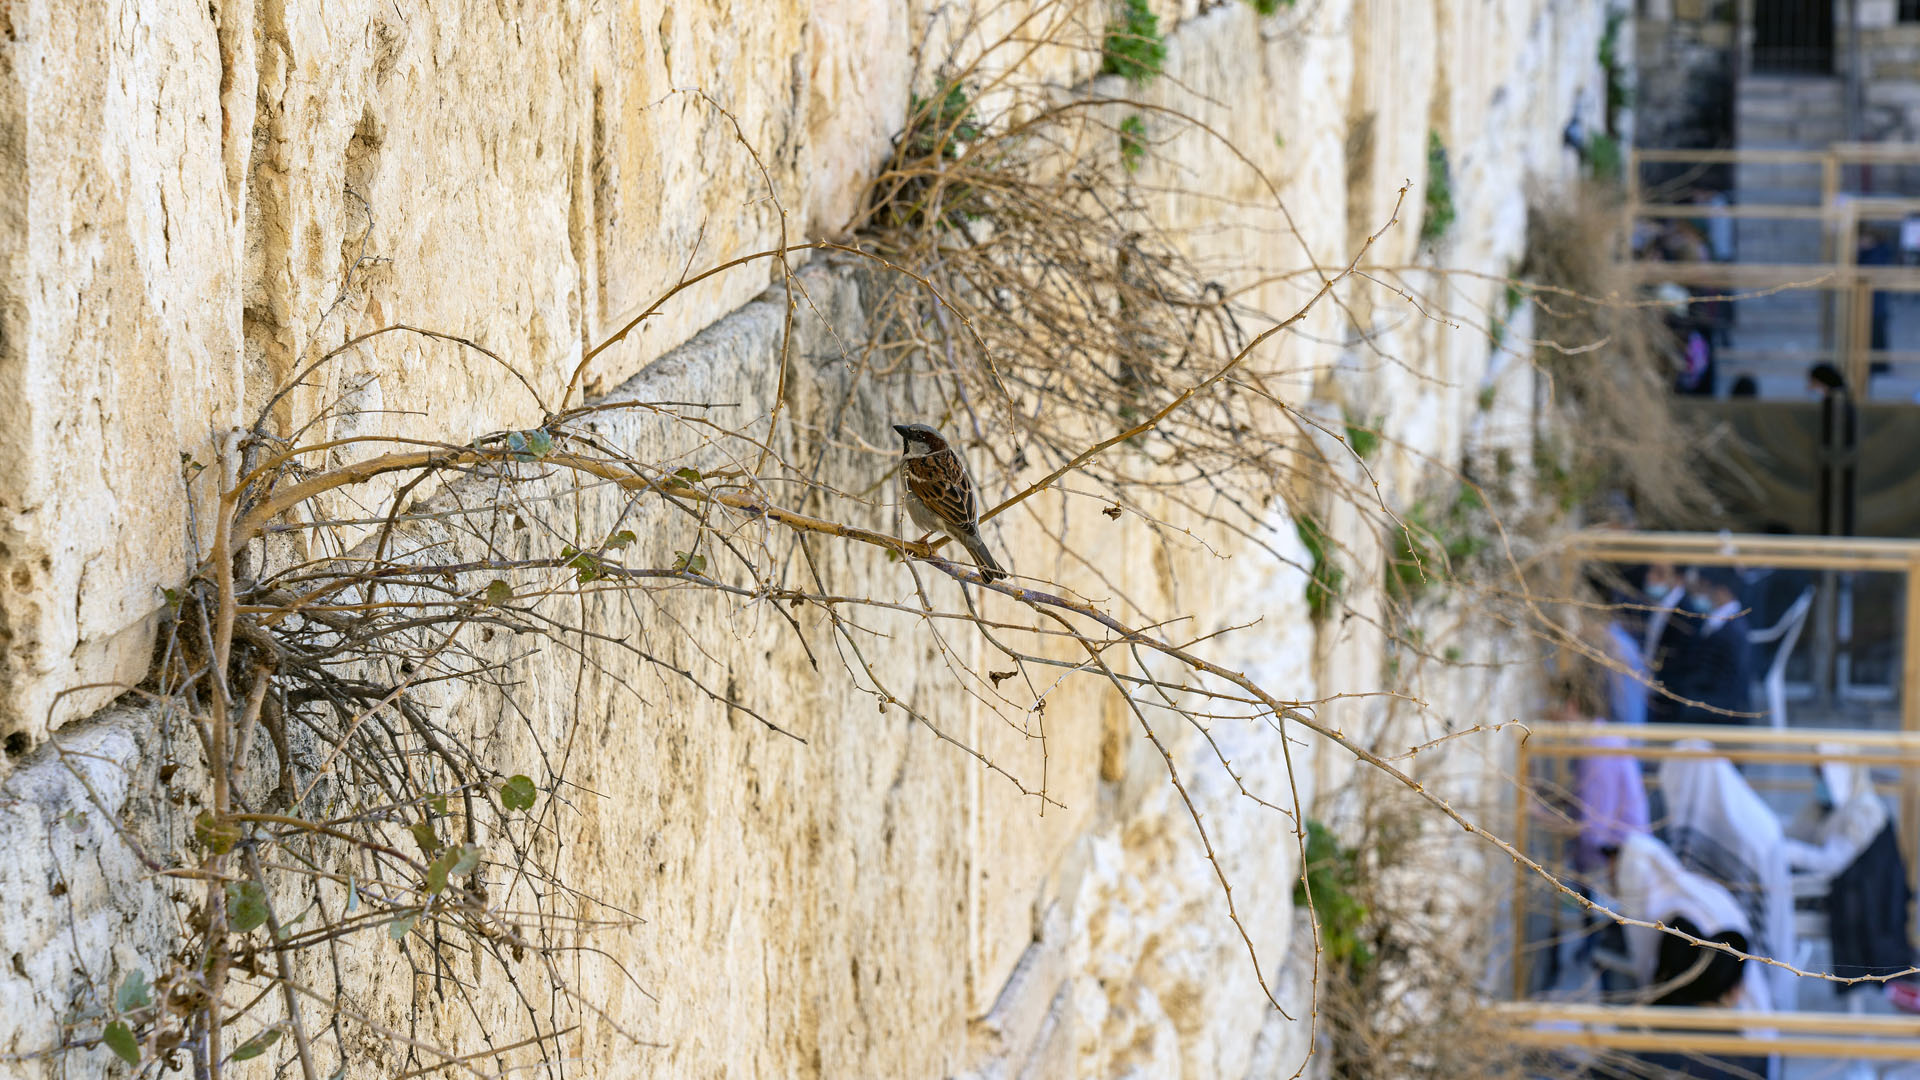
960,530 -> 1007,582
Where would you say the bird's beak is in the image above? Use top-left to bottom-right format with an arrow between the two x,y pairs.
892,424 -> 911,440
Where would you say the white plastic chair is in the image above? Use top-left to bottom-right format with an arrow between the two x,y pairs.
1748,586 -> 1815,730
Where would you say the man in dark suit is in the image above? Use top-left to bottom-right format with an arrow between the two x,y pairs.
1667,566 -> 1756,725
1642,563 -> 1699,724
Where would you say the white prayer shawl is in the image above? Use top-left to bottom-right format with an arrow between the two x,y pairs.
1614,832 -> 1774,1014
1659,746 -> 1798,1011
1784,748 -> 1889,879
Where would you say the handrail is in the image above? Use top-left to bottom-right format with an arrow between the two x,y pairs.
1624,142 -> 1920,390
1496,1003 -> 1920,1060
1563,529 -> 1920,572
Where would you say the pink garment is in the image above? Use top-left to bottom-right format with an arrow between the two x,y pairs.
1574,726 -> 1651,873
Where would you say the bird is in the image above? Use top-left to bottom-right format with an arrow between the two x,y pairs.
892,423 -> 1007,582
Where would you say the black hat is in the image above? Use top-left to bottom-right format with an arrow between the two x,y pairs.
1694,565 -> 1742,594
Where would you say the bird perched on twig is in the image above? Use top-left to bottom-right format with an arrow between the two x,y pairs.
893,423 -> 1007,582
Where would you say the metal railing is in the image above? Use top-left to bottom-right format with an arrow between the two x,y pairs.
1627,143 -> 1920,395
1497,531 -> 1920,1062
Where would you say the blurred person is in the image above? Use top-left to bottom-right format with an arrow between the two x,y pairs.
1583,563 -> 1650,728
1698,189 -> 1735,264
1809,363 -> 1857,536
1740,523 -> 1812,632
1786,751 -> 1916,1000
1642,563 -> 1697,724
1857,226 -> 1894,355
1611,832 -> 1767,1009
1673,326 -> 1715,396
1550,675 -> 1651,876
1665,567 -> 1754,726
1609,833 -> 1771,1080
1660,746 -> 1796,1013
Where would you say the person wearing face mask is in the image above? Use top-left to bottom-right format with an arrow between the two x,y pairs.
1641,563 -> 1698,725
1786,750 -> 1918,1010
1665,567 -> 1756,726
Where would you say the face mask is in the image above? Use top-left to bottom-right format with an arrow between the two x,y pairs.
1684,592 -> 1712,613
1814,778 -> 1834,809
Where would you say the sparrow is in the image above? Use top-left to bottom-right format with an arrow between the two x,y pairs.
893,423 -> 1007,582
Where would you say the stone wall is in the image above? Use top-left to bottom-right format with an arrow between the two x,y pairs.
0,1 -> 1610,1076
1636,1 -> 1736,167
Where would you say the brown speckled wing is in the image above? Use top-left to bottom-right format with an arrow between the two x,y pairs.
904,448 -> 977,529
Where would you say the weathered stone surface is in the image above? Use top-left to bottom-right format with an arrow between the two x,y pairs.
0,0 -> 1609,1076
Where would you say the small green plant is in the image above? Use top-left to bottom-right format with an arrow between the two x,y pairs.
1386,485 -> 1486,601
1102,0 -> 1166,85
1342,411 -> 1381,459
1534,439 -> 1605,513
1247,0 -> 1296,14
1419,130 -> 1454,247
877,82 -> 984,230
1598,9 -> 1633,133
1295,513 -> 1345,621
1584,132 -> 1623,183
904,83 -> 981,161
1118,113 -> 1148,173
1489,281 -> 1525,346
1295,819 -> 1373,975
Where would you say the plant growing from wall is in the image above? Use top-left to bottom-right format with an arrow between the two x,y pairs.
1598,8 -> 1632,139
1296,514 -> 1345,622
1419,131 -> 1455,247
1343,410 -> 1382,459
1386,484 -> 1488,602
1102,0 -> 1166,85
1584,132 -> 1623,183
1295,819 -> 1372,975
1119,113 -> 1148,173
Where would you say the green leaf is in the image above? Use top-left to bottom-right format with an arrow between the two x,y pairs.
411,821 -> 441,857
102,1020 -> 139,1066
429,794 -> 449,816
505,430 -> 529,459
227,880 -> 270,934
388,912 -> 418,941
606,530 -> 636,550
567,551 -> 601,583
230,1027 -> 281,1062
484,579 -> 513,605
525,429 -> 554,458
671,551 -> 706,575
114,969 -> 150,1013
499,775 -> 537,812
1101,0 -> 1166,85
425,850 -> 455,896
1118,113 -> 1147,174
161,587 -> 182,612
451,844 -> 482,877
194,811 -> 239,855
672,466 -> 703,485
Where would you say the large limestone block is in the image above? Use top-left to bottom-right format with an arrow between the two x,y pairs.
0,0 -> 937,749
